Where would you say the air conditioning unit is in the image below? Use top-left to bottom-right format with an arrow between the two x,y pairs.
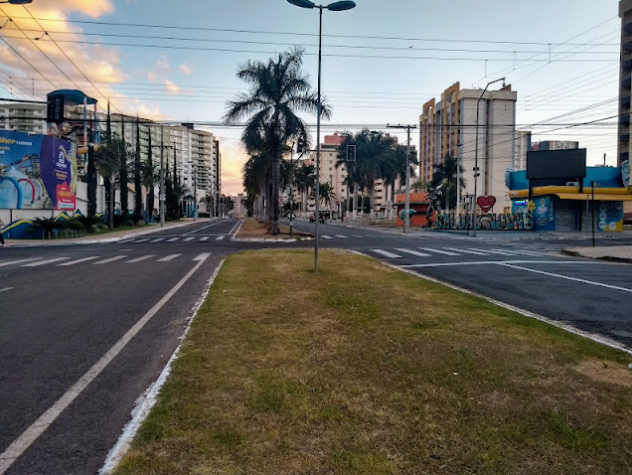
566,181 -> 579,187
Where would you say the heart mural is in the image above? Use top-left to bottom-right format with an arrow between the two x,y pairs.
476,195 -> 497,213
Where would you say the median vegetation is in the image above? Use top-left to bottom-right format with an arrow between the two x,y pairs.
114,250 -> 632,475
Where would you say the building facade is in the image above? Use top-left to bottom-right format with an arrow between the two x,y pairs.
619,0 -> 632,168
0,102 -> 47,135
420,82 -> 518,211
531,140 -> 579,151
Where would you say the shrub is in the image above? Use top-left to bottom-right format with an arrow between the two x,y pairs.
124,219 -> 135,227
68,219 -> 85,231
89,224 -> 100,234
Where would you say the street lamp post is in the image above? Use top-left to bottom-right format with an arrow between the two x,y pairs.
473,77 -> 505,238
287,0 -> 356,273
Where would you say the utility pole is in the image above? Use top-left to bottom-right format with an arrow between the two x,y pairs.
386,123 -> 417,233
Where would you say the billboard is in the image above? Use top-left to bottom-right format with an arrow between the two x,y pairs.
526,149 -> 587,181
0,130 -> 76,210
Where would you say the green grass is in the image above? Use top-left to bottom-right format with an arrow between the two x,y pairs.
114,249 -> 632,475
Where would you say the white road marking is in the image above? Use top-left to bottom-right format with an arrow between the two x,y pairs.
193,253 -> 212,262
444,247 -> 487,256
57,256 -> 100,267
354,235 -> 364,238
508,249 -> 548,256
481,249 -> 518,256
400,260 -> 606,269
150,238 -> 164,243
228,219 -> 243,235
371,249 -> 402,259
93,256 -> 127,265
0,258 -> 42,268
0,253 -> 212,474
0,287 -> 13,293
395,248 -> 431,257
23,257 -> 70,267
184,237 -> 195,242
157,254 -> 181,262
167,238 -> 179,243
321,235 -> 333,240
135,239 -> 149,244
216,236 -> 225,241
199,236 -> 209,242
499,263 -> 632,294
126,255 -> 156,264
421,248 -> 460,256
118,240 -> 133,245
335,235 -> 348,239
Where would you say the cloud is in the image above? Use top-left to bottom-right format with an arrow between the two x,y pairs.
155,55 -> 171,73
179,63 -> 193,75
164,79 -> 179,95
220,143 -> 247,195
147,71 -> 158,82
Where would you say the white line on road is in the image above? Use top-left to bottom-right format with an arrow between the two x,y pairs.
499,263 -> 632,294
126,255 -> 156,264
157,254 -> 181,262
216,236 -> 225,241
395,248 -> 431,257
444,247 -> 487,255
184,221 -> 223,235
135,239 -> 149,244
481,249 -> 518,256
371,249 -> 402,259
353,235 -> 364,238
335,235 -> 348,239
184,237 -> 195,242
150,238 -> 164,243
167,238 -> 179,243
228,219 -> 243,236
400,260 -> 605,269
0,287 -> 13,293
420,248 -> 460,256
23,257 -> 70,267
0,258 -> 42,268
0,253 -> 212,474
321,235 -> 333,240
193,253 -> 212,262
199,236 -> 209,242
57,256 -> 100,267
508,249 -> 548,256
93,256 -> 127,265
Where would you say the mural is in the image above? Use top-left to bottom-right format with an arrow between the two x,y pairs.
598,201 -> 624,233
0,130 -> 76,210
435,213 -> 534,231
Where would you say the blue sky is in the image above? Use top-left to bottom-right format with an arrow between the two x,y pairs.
0,0 -> 622,193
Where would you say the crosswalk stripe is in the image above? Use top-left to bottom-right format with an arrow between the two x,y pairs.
157,254 -> 181,262
167,238 -> 179,243
481,249 -> 519,256
184,237 -> 195,242
507,249 -> 547,256
216,236 -> 226,241
371,249 -> 402,259
151,238 -> 164,243
136,238 -> 149,243
0,257 -> 42,268
94,255 -> 127,265
199,237 -> 209,242
118,240 -> 133,245
335,235 -> 348,239
354,235 -> 364,238
421,248 -> 460,256
126,255 -> 156,263
23,257 -> 70,267
321,235 -> 333,240
57,256 -> 100,267
395,248 -> 431,257
444,247 -> 487,256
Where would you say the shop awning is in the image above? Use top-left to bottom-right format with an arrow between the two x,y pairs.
553,193 -> 632,201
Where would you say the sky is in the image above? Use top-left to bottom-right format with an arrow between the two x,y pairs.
0,0 -> 622,194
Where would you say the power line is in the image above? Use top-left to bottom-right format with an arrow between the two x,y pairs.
0,35 -> 57,89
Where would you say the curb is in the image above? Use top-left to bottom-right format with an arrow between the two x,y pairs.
560,249 -> 632,264
231,219 -> 313,243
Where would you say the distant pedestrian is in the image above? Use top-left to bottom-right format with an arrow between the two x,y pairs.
0,232 -> 5,247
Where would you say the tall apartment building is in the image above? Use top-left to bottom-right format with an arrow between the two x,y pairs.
302,134 -> 348,212
516,131 -> 532,171
0,102 -> 47,135
619,0 -> 632,167
531,140 -> 579,151
420,81 -> 518,211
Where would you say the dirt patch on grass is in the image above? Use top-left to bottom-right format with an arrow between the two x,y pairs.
236,218 -> 311,240
114,250 -> 632,475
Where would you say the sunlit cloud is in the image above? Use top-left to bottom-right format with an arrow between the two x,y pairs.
180,63 -> 193,75
155,55 -> 171,73
164,79 -> 179,95
147,71 -> 158,82
220,143 -> 247,195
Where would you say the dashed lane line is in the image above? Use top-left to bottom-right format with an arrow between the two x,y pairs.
0,258 -> 42,268
126,255 -> 156,264
57,256 -> 101,267
157,254 -> 181,262
94,256 -> 127,265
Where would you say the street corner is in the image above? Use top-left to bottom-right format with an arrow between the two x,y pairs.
560,245 -> 632,264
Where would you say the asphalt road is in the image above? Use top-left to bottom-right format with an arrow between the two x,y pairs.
1,217 -> 631,473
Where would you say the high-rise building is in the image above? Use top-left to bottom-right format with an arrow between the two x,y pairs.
420,82 -> 518,211
619,0 -> 632,167
515,131 -> 532,171
0,102 -> 47,135
531,140 -> 579,151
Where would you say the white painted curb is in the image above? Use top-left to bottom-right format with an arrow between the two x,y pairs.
99,258 -> 226,474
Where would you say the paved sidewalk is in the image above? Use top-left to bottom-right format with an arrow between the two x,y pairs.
1,219 -> 211,248
561,245 -> 632,264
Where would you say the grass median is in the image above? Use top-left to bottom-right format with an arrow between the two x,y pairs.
236,217 -> 311,240
114,249 -> 632,475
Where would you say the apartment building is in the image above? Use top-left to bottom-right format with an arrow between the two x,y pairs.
302,134 -> 348,213
532,140 -> 579,151
420,81 -> 518,211
0,102 -> 47,135
619,0 -> 632,167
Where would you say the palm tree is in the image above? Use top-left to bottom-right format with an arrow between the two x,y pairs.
94,138 -> 124,229
430,153 -> 465,211
295,164 -> 315,217
225,47 -> 331,234
318,181 -> 336,211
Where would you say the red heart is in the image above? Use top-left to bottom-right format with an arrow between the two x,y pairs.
477,195 -> 497,212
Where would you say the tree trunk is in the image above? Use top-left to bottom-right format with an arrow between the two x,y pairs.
109,173 -> 115,229
370,184 -> 376,221
119,144 -> 128,215
270,134 -> 281,235
134,121 -> 142,216
87,146 -> 97,219
390,181 -> 396,220
353,185 -> 358,221
147,187 -> 155,223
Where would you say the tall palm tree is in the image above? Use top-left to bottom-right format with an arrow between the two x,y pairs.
318,181 -> 336,210
430,153 -> 466,211
295,164 -> 315,217
225,47 -> 331,234
94,138 -> 124,229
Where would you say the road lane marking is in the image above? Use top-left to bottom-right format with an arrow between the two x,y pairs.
126,255 -> 156,264
0,287 -> 13,293
57,256 -> 100,267
0,258 -> 42,268
93,256 -> 127,265
444,247 -> 487,255
421,248 -> 459,256
228,219 -> 243,235
321,235 -> 333,240
184,237 -> 195,242
193,253 -> 212,262
335,235 -> 348,239
167,238 -> 179,243
199,237 -> 209,242
395,248 -> 431,257
23,257 -> 70,267
400,260 -> 605,269
354,235 -> 364,238
150,238 -> 164,243
371,249 -> 402,259
481,249 -> 518,256
184,221 -> 223,235
499,263 -> 632,294
508,249 -> 548,256
157,254 -> 181,262
0,253 -> 213,474
135,239 -> 149,244
216,236 -> 225,241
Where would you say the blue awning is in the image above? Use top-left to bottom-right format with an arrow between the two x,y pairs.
47,90 -> 98,105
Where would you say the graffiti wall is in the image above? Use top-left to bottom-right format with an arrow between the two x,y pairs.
0,130 -> 76,210
435,213 -> 535,231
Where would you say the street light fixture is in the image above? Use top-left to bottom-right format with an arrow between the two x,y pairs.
287,0 -> 356,273
473,77 -> 505,238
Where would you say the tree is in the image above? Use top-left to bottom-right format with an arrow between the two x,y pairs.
318,181 -> 336,210
295,164 -> 315,217
429,153 -> 465,211
87,145 -> 97,219
134,116 -> 143,216
225,47 -> 330,234
94,138 -> 123,229
144,129 -> 157,222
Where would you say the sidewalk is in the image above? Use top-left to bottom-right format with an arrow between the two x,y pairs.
562,245 -> 632,264
2,219 -> 211,248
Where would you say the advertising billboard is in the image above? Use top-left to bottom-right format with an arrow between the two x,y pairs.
526,149 -> 587,181
0,130 -> 76,210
